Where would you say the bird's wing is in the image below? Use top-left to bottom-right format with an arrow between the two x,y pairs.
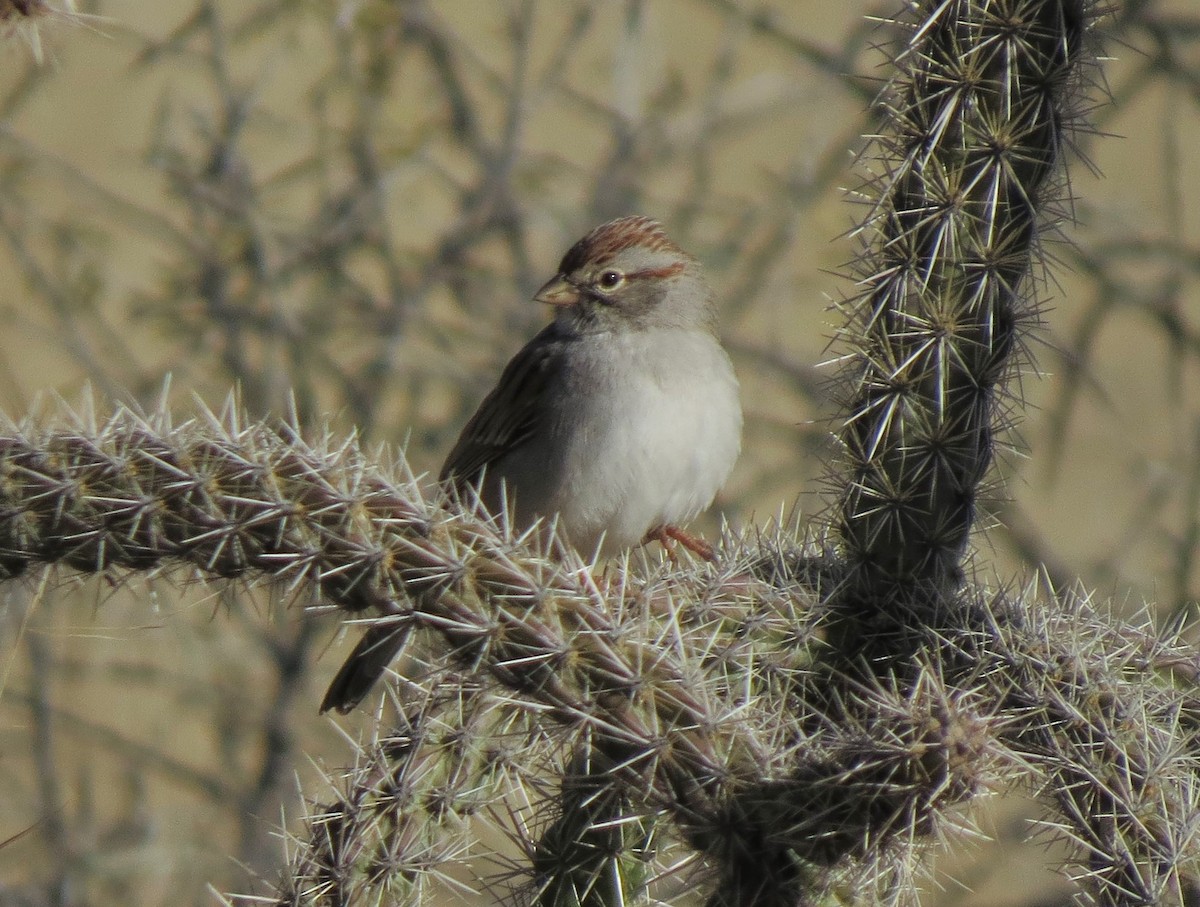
439,323 -> 566,488
320,331 -> 566,715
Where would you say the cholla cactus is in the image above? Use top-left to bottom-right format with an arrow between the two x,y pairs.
2,1 -> 1198,907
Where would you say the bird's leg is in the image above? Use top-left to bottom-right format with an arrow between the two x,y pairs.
643,524 -> 716,563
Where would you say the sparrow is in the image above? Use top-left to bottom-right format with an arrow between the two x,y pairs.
320,215 -> 741,713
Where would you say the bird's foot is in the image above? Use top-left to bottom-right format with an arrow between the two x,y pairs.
643,524 -> 716,563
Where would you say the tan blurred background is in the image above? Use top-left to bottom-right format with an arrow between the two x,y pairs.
0,2 -> 1197,905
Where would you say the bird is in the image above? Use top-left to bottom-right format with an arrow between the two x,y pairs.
319,215 -> 742,714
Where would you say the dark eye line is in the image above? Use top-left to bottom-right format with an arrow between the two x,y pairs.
625,263 -> 685,280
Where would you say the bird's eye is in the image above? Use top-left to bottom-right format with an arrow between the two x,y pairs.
597,270 -> 624,290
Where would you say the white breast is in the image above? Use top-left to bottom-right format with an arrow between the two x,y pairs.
544,327 -> 742,555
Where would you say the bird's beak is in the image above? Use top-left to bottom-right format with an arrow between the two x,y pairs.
533,274 -> 580,307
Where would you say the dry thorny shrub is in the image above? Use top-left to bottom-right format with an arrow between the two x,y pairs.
0,2 -> 1199,907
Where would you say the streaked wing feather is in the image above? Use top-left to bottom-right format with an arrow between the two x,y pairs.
439,325 -> 563,487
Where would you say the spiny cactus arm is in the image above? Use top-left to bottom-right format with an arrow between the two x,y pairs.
0,406 -> 817,873
273,666 -> 540,907
824,2 -> 1200,896
830,0 -> 1093,607
988,589 -> 1200,905
268,579 -> 1200,907
5,410 -> 1197,907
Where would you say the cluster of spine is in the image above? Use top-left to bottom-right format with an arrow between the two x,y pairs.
0,0 -> 82,62
991,591 -> 1200,904
0,0 -> 54,23
277,666 -> 538,907
831,0 -> 1087,610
